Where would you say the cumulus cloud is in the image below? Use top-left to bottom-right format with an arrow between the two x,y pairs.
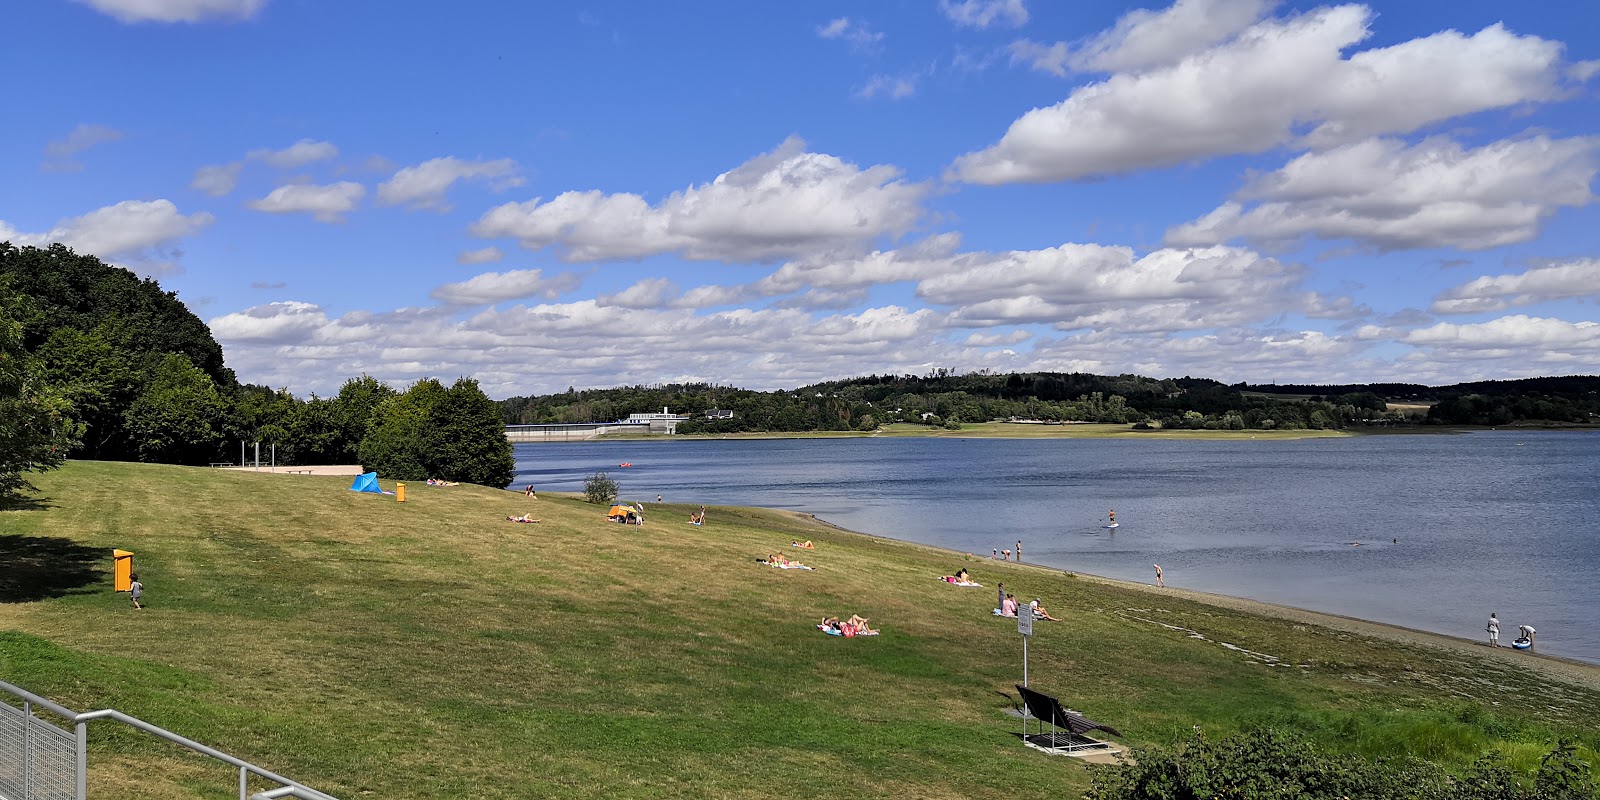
248,139 -> 339,168
456,246 -> 504,265
471,136 -> 930,263
953,6 -> 1569,183
1166,135 -> 1598,251
919,244 -> 1303,332
42,124 -> 123,171
377,156 -> 523,210
1431,259 -> 1600,314
817,17 -> 883,52
0,199 -> 213,275
191,162 -> 243,196
940,0 -> 1028,30
78,0 -> 266,23
429,269 -> 583,306
1080,0 -> 1273,73
247,182 -> 365,222
1404,315 -> 1600,351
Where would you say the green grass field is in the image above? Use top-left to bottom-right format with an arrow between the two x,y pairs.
1,461 -> 1595,799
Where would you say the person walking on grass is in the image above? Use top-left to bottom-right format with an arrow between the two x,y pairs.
1153,564 -> 1164,588
129,573 -> 144,609
1487,612 -> 1500,647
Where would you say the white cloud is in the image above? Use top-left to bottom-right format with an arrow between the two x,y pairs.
247,182 -> 365,222
376,157 -> 523,210
0,199 -> 213,275
1431,259 -> 1600,314
919,244 -> 1303,331
248,139 -> 339,168
1166,135 -> 1598,251
1073,0 -> 1274,73
209,300 -> 330,343
42,124 -> 122,171
456,246 -> 505,265
1007,40 -> 1071,77
78,0 -> 265,23
939,0 -> 1028,30
952,7 -> 1569,183
817,17 -> 883,52
1404,315 -> 1600,351
1572,60 -> 1600,82
857,72 -> 923,100
471,136 -> 930,263
429,269 -> 583,306
190,162 -> 243,196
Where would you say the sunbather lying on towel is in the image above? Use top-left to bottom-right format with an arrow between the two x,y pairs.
766,553 -> 813,569
791,540 -> 814,549
939,570 -> 982,587
427,478 -> 459,486
819,615 -> 878,636
505,514 -> 541,523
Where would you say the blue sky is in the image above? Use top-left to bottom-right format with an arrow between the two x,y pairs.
4,0 -> 1598,398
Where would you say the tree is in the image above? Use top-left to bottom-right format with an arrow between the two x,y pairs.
123,354 -> 228,465
32,325 -> 138,459
584,471 -> 618,505
0,287 -> 82,499
331,375 -> 396,462
421,378 -> 515,487
358,379 -> 447,481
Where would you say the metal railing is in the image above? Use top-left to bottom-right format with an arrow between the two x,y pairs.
0,680 -> 339,800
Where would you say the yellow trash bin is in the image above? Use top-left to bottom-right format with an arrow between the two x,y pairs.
113,550 -> 135,592
396,482 -> 406,503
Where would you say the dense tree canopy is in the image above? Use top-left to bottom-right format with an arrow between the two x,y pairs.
0,285 -> 82,499
359,378 -> 514,487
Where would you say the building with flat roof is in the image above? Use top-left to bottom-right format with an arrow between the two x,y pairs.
621,407 -> 690,434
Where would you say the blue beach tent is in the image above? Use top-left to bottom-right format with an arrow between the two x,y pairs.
349,472 -> 382,494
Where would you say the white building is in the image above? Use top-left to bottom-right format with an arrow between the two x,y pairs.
621,407 -> 691,434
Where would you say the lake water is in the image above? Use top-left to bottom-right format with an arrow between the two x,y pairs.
512,431 -> 1600,664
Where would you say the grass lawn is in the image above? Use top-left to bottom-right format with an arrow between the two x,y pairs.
1,461 -> 1596,799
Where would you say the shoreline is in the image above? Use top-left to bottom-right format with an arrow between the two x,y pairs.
787,508 -> 1600,691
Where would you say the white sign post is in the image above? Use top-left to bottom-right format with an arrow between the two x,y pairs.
1018,609 -> 1033,687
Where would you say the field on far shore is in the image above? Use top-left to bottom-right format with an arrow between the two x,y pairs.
1,461 -> 1596,799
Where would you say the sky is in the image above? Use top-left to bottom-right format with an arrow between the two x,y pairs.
3,0 -> 1599,399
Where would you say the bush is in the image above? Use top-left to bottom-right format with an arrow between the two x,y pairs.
584,471 -> 618,505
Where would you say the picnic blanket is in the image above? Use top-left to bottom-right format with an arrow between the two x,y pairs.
770,563 -> 815,570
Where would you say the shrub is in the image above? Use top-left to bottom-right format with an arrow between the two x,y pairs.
584,471 -> 618,505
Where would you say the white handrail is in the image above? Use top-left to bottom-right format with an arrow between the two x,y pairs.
0,679 -> 339,800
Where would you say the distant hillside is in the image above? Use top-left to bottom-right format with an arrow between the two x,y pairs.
499,371 -> 1600,433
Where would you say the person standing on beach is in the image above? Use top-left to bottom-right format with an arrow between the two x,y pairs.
1153,564 -> 1164,587
657,495 -> 663,504
1015,540 -> 1022,563
1487,613 -> 1500,647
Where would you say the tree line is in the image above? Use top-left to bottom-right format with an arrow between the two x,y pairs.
498,373 -> 1411,434
0,243 -> 513,500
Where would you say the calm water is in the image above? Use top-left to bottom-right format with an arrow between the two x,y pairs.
512,431 -> 1600,664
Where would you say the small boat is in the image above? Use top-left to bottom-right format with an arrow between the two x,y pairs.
618,462 -> 634,468
1512,637 -> 1532,650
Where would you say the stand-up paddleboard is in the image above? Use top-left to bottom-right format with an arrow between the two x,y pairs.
1512,637 -> 1532,650
1105,522 -> 1120,529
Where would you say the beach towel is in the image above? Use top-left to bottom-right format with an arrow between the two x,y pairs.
993,608 -> 1017,617
817,624 -> 879,637
770,563 -> 815,570
940,578 -> 983,587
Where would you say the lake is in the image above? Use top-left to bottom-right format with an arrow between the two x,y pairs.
512,431 -> 1600,664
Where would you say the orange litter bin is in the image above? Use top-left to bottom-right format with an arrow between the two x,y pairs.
113,549 -> 135,592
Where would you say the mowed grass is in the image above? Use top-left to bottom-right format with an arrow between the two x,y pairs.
1,461 -> 1597,799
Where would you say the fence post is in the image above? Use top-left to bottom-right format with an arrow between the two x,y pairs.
76,721 -> 87,800
22,701 -> 31,797
240,765 -> 250,800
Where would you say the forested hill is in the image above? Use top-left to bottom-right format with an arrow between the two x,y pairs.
498,371 -> 1600,432
1244,376 -> 1600,425
498,372 -> 1398,433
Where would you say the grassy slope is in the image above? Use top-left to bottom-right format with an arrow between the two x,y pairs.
0,461 -> 1595,799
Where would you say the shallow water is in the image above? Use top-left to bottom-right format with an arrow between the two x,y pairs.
513,430 -> 1600,664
